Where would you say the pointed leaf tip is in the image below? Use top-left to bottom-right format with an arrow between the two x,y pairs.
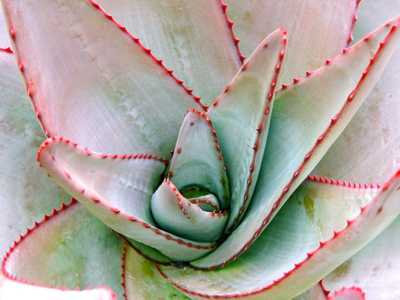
191,16 -> 400,269
209,28 -> 287,231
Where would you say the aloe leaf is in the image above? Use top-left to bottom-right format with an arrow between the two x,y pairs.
2,200 -> 124,299
208,28 -> 286,230
0,51 -> 70,256
191,17 -> 400,269
225,0 -> 360,85
168,110 -> 229,209
0,279 -> 116,300
151,179 -> 228,243
321,216 -> 400,300
37,137 -> 214,261
314,1 -> 400,183
2,0 -> 203,156
159,171 -> 400,299
122,245 -> 189,300
96,0 -> 241,104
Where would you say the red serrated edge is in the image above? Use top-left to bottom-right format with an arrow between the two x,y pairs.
120,242 -> 129,300
327,286 -> 366,300
319,280 -> 330,299
218,0 -> 245,64
36,136 -> 214,251
277,17 -> 399,92
157,170 -> 400,298
168,108 -> 229,209
169,18 -> 399,270
164,178 -> 228,220
1,198 -> 118,300
308,175 -> 381,190
217,29 -> 287,230
347,0 -> 363,46
219,20 -> 399,268
320,279 -> 366,300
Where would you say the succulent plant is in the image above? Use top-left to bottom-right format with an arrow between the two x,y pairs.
0,0 -> 399,299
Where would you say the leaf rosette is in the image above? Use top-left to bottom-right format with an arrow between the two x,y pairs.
0,1 -> 399,299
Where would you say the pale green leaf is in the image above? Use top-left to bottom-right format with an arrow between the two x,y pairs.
0,51 -> 69,257
96,0 -> 241,104
322,216 -> 400,300
159,171 -> 400,299
37,137 -> 214,261
192,18 -> 400,269
225,0 -> 359,85
2,201 -> 124,299
151,179 -> 227,243
314,0 -> 400,183
2,0 -> 202,156
168,110 -> 229,209
208,29 -> 286,230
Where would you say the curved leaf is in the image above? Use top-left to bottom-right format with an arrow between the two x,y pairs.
37,137 -> 214,261
168,110 -> 229,209
96,0 -> 241,104
151,179 -> 227,243
0,51 -> 69,257
159,171 -> 400,299
322,216 -> 400,300
314,0 -> 400,183
208,28 -> 286,230
2,0 -> 203,156
192,18 -> 400,269
2,200 -> 124,299
225,0 -> 359,85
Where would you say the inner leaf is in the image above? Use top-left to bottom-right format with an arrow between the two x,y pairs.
167,109 -> 230,209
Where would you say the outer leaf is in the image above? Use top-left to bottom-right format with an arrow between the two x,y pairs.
151,179 -> 228,243
37,137 -> 214,261
0,51 -> 69,257
0,279 -> 116,300
322,216 -> 400,300
168,110 -> 229,209
225,0 -> 359,85
159,171 -> 400,299
1,200 -> 124,299
122,244 -> 189,300
2,0 -> 203,156
314,0 -> 400,183
208,28 -> 286,230
96,0 -> 241,104
191,17 -> 400,269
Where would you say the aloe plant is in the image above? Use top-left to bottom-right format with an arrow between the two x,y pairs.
0,0 -> 399,299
